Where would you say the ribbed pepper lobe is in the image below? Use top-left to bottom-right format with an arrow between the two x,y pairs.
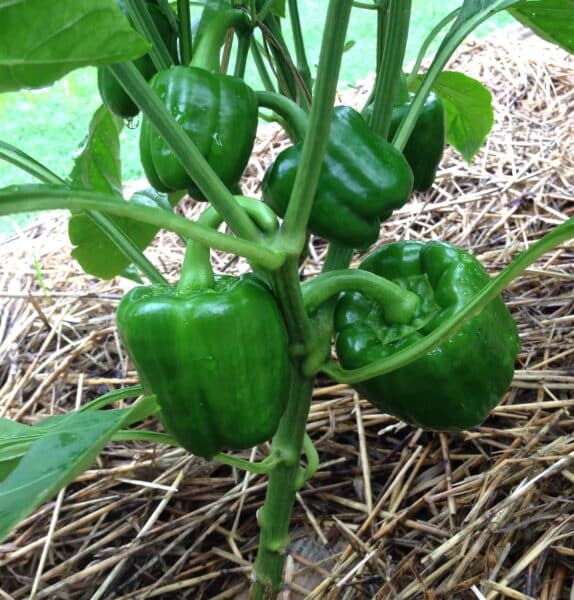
117,275 -> 291,458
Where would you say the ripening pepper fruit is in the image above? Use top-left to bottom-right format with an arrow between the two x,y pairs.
262,106 -> 414,249
363,78 -> 446,192
334,241 -> 521,430
139,2 -> 258,198
388,91 -> 445,192
97,0 -> 179,118
139,65 -> 258,196
117,267 -> 291,459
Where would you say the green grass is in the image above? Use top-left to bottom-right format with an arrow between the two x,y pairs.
0,2 -> 512,235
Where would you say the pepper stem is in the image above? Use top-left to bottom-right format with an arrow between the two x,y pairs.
177,241 -> 215,294
191,1 -> 251,72
397,71 -> 410,104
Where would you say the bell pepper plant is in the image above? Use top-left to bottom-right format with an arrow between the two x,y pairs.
0,0 -> 573,598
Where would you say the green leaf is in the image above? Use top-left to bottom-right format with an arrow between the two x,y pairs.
70,105 -> 123,196
0,415 -> 66,467
67,105 -> 176,279
270,0 -> 286,17
0,397 -> 158,541
429,71 -> 494,162
0,0 -> 150,93
509,0 -> 574,53
69,188 -> 176,279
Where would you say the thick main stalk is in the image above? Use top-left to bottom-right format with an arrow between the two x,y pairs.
250,373 -> 314,598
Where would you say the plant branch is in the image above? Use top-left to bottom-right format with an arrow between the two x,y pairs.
288,0 -> 312,92
177,0 -> 193,64
406,7 -> 460,87
369,0 -> 411,139
0,141 -> 166,284
255,90 -> 308,140
251,375 -> 315,597
214,451 -> 283,474
0,186 -> 286,270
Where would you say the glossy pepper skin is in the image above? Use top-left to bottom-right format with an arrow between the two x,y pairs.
334,241 -> 521,430
139,65 -> 258,197
364,91 -> 445,192
389,92 -> 446,192
117,275 -> 291,459
97,0 -> 178,118
262,106 -> 413,249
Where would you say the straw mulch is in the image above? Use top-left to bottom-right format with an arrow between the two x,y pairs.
1,27 -> 573,599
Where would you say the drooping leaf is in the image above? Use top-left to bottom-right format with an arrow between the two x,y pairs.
509,0 -> 574,54
69,188 -> 177,279
67,106 -> 177,279
70,105 -> 123,196
0,410 -> 126,540
0,0 -> 150,92
429,71 -> 494,162
0,415 -> 66,468
0,396 -> 158,541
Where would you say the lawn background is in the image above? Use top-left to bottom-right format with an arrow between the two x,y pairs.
0,1 -> 511,234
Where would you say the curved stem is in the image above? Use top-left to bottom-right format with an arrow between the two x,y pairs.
87,211 -> 168,285
200,195 -> 279,234
369,0 -> 412,139
322,217 -> 574,383
255,90 -> 308,141
192,3 -> 250,71
0,141 -> 62,185
0,141 -> 166,285
281,0 -> 353,254
214,451 -> 283,475
108,62 -> 260,242
301,433 -> 319,484
302,269 -> 421,323
406,7 -> 460,88
0,186 -> 285,270
177,0 -> 193,65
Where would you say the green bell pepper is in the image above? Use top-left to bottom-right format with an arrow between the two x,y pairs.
334,241 -> 521,430
363,72 -> 446,192
139,65 -> 258,197
262,106 -> 413,249
388,91 -> 445,192
117,254 -> 291,459
139,2 -> 258,198
97,0 -> 178,118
